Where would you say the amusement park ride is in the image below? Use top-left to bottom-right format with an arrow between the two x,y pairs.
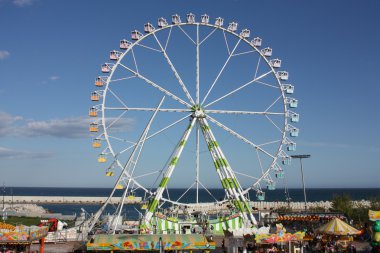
85,13 -> 300,236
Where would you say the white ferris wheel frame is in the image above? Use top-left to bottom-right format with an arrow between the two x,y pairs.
93,16 -> 298,209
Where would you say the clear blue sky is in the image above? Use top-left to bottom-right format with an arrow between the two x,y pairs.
0,0 -> 379,188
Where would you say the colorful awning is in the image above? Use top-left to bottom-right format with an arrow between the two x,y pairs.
87,234 -> 215,251
316,218 -> 360,235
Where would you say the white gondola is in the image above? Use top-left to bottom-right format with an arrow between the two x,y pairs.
227,22 -> 238,32
282,156 -> 291,165
270,59 -> 281,68
251,37 -> 262,47
201,14 -> 209,24
287,142 -> 296,151
172,14 -> 181,24
290,128 -> 299,137
282,84 -> 294,94
277,71 -> 289,80
186,13 -> 195,23
289,112 -> 299,123
101,63 -> 111,73
109,50 -> 122,61
267,181 -> 276,190
256,191 -> 265,201
158,17 -> 168,28
215,17 -> 224,26
240,29 -> 250,38
261,47 -> 272,57
276,170 -> 285,179
286,98 -> 298,108
144,23 -> 155,33
131,30 -> 142,40
119,39 -> 131,50
95,76 -> 105,87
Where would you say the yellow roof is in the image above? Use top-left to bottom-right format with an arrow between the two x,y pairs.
316,218 -> 360,235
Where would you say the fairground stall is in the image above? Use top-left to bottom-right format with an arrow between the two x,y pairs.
0,222 -> 48,252
87,234 -> 215,252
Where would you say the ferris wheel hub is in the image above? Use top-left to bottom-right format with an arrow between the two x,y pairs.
191,104 -> 205,118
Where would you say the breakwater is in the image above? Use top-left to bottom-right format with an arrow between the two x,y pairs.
3,196 -> 370,212
2,196 -> 142,205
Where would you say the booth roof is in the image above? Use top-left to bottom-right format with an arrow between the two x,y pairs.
87,234 -> 216,251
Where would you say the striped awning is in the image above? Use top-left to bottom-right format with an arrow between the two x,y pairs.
316,218 -> 360,235
87,234 -> 215,251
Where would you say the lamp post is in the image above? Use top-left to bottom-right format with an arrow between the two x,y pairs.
291,155 -> 311,212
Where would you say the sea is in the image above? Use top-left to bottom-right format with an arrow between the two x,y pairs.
2,187 -> 380,219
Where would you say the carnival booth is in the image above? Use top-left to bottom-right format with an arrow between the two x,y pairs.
0,222 -> 48,252
87,234 -> 215,252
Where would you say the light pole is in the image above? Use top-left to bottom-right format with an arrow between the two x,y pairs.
291,155 -> 311,212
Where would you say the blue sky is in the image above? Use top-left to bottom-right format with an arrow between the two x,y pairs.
0,0 -> 379,189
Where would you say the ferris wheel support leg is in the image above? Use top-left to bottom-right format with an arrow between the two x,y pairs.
143,117 -> 197,227
199,118 -> 257,226
85,97 -> 165,234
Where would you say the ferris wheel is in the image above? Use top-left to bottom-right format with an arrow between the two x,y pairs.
89,13 -> 299,228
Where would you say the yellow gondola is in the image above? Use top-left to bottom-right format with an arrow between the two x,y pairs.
98,155 -> 106,163
92,139 -> 101,148
89,123 -> 98,132
105,171 -> 114,177
91,92 -> 100,101
116,184 -> 124,189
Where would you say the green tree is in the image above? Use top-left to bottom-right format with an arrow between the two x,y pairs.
331,193 -> 354,218
370,197 -> 380,211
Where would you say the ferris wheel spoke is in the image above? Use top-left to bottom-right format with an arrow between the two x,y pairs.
265,115 -> 283,133
204,70 -> 272,108
202,38 -> 242,105
196,24 -> 200,105
257,139 -> 282,147
255,80 -> 278,89
131,48 -> 139,73
104,107 -> 191,113
164,26 -> 173,51
118,114 -> 191,155
256,148 -> 264,174
152,33 -> 195,104
205,109 -> 284,116
223,30 -> 230,55
197,180 -> 219,202
107,87 -> 128,108
108,135 -> 136,145
118,63 -> 192,107
199,27 -> 218,45
135,43 -> 162,53
265,95 -> 282,112
233,171 -> 260,181
254,56 -> 261,79
232,50 -> 257,57
133,170 -> 160,180
110,76 -> 136,83
205,115 -> 275,159
175,182 -> 196,203
104,111 -> 128,132
177,26 -> 196,45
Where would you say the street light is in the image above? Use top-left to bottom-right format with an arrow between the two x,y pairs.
291,155 -> 311,212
